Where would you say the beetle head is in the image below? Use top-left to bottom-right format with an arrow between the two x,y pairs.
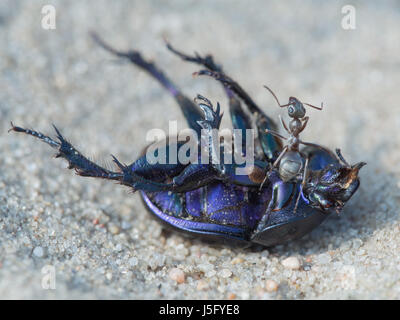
305,154 -> 366,213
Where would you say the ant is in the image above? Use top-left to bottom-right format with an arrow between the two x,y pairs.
261,85 -> 323,212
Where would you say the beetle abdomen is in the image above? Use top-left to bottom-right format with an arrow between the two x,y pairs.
141,181 -> 281,245
145,182 -> 269,229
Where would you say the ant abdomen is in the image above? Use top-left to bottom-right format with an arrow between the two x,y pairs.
279,151 -> 304,182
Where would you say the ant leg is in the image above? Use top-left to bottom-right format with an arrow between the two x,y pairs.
259,145 -> 288,190
279,115 -> 290,134
9,123 -> 122,181
299,140 -> 325,149
264,129 -> 287,142
91,33 -> 203,135
271,145 -> 289,169
299,116 -> 309,133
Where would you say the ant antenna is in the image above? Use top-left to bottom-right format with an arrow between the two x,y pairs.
263,85 -> 282,108
263,85 -> 324,111
304,102 -> 323,111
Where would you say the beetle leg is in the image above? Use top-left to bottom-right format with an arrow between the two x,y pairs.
335,148 -> 350,166
91,33 -> 203,136
116,156 -> 219,193
165,42 -> 258,157
112,97 -> 226,192
194,69 -> 283,162
165,41 -> 223,73
293,156 -> 309,213
165,42 -> 281,161
165,42 -> 234,103
194,94 -> 225,173
253,173 -> 280,234
10,122 -> 221,193
9,123 -> 123,182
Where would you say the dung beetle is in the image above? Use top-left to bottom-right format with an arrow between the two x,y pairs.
10,33 -> 366,247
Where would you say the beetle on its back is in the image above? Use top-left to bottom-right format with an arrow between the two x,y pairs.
9,34 -> 365,247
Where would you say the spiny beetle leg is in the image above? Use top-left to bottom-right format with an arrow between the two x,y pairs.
195,69 -> 283,162
165,42 -> 254,153
91,32 -> 203,136
9,122 -> 213,193
115,157 -> 218,193
165,40 -> 223,73
9,123 -> 123,181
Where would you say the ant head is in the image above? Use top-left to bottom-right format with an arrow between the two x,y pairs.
287,97 -> 306,119
263,85 -> 323,119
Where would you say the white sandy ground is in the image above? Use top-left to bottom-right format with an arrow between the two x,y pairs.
0,0 -> 399,299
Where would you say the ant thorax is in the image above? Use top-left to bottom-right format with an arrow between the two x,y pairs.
288,118 -> 303,137
261,87 -> 325,211
287,135 -> 300,150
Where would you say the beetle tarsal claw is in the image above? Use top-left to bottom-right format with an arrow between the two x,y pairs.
335,201 -> 344,214
111,154 -> 127,172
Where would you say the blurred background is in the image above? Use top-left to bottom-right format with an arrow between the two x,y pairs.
0,0 -> 399,299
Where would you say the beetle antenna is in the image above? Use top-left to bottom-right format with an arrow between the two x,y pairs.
335,148 -> 350,166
